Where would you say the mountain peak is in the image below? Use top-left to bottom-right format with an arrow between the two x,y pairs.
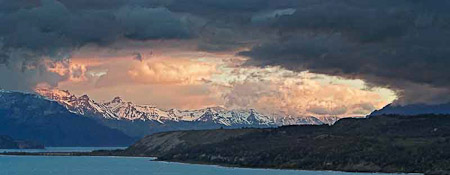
205,106 -> 226,112
111,96 -> 123,103
34,88 -> 75,102
79,94 -> 90,100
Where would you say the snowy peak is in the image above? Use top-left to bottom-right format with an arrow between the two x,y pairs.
79,94 -> 90,101
101,96 -> 178,122
276,115 -> 325,125
110,97 -> 123,104
247,110 -> 275,125
35,88 -> 339,126
35,88 -> 116,119
192,109 -> 276,126
34,88 -> 77,104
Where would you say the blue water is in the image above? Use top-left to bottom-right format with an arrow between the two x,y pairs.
0,148 -> 419,175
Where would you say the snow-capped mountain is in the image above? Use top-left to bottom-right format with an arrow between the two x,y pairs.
35,88 -> 117,119
275,115 -> 324,125
193,108 -> 277,126
35,88 -> 339,126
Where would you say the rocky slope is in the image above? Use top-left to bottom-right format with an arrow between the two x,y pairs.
119,114 -> 450,174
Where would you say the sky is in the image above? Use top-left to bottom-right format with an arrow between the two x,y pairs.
0,0 -> 448,118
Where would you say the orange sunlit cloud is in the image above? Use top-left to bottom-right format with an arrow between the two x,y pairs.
128,58 -> 217,85
49,45 -> 396,117
44,59 -> 88,82
222,67 -> 394,117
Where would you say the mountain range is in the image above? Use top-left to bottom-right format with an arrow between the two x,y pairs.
35,88 -> 335,126
3,87 -> 449,147
34,88 -> 339,137
0,88 -> 340,146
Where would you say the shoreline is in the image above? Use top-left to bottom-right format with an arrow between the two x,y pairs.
0,151 -> 423,175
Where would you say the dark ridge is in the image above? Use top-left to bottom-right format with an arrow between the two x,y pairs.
117,114 -> 450,174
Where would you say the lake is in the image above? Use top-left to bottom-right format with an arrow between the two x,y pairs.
0,148 -> 419,175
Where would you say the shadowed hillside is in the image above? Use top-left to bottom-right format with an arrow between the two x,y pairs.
121,114 -> 450,175
0,135 -> 44,149
0,91 -> 135,146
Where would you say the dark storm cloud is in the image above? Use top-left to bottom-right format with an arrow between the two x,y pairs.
132,0 -> 300,52
0,0 -> 193,58
0,0 -> 296,63
240,0 -> 450,104
0,0 -> 194,90
1,0 -> 449,105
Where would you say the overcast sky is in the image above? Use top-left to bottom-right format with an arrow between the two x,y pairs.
1,0 -> 448,117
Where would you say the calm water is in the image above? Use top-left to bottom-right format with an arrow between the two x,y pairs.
0,148 -> 418,175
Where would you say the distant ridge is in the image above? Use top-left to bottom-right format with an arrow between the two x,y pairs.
370,103 -> 450,116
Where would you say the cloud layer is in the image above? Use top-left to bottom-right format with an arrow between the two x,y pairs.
0,0 -> 194,90
1,0 -> 448,114
53,49 -> 394,117
240,0 -> 450,104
